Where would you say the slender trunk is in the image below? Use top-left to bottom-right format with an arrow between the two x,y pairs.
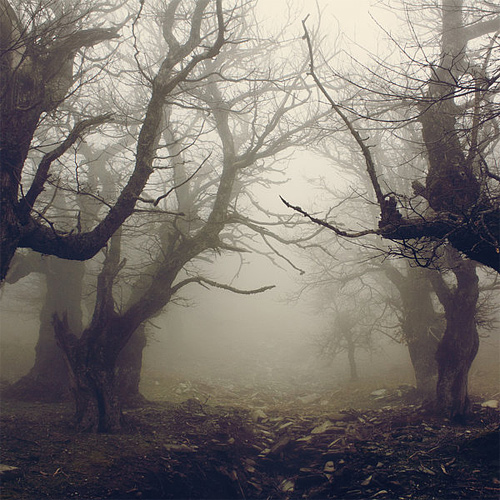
346,335 -> 358,382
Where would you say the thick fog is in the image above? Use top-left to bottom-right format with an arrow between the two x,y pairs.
1,0 -> 498,411
2,2 -> 500,498
2,227 -> 498,396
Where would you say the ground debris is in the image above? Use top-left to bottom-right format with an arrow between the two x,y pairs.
1,379 -> 499,499
0,464 -> 22,480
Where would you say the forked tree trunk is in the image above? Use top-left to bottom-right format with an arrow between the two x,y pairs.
53,313 -> 126,433
431,251 -> 479,420
53,228 -> 179,432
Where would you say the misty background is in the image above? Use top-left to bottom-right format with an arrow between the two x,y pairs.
0,0 -> 498,399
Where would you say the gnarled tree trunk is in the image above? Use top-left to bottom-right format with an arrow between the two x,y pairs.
385,263 -> 442,399
53,312 -> 128,433
430,249 -> 479,420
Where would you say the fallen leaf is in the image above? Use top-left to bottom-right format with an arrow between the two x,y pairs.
372,489 -> 389,497
323,461 -> 335,473
419,465 -> 436,475
280,479 -> 295,492
361,474 -> 373,486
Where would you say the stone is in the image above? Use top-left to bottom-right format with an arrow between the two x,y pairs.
0,464 -> 21,480
297,393 -> 321,405
311,421 -> 336,434
163,443 -> 197,453
481,400 -> 499,409
251,409 -> 268,422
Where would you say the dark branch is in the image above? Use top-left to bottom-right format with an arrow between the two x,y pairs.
22,114 -> 113,212
171,276 -> 275,295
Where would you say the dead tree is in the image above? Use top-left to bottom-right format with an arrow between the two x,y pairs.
0,0 -> 226,281
284,2 -> 500,272
51,3 -> 321,432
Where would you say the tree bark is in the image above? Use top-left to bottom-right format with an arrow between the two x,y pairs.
346,334 -> 358,382
385,264 -> 442,399
430,251 -> 479,420
115,325 -> 148,407
53,312 -> 128,433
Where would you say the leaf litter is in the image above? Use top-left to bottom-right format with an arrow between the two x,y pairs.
1,378 -> 499,499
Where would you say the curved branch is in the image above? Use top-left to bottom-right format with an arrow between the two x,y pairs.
15,1 -> 228,270
21,114 -> 113,212
171,276 -> 275,295
302,18 -> 386,209
281,195 -> 500,272
280,196 -> 377,238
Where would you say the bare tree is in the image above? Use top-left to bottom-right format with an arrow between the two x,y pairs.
284,0 -> 500,272
314,309 -> 375,383
0,0 -> 227,281
51,4 -> 324,432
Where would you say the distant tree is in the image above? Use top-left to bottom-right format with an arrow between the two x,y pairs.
295,127 -> 443,398
0,0 -> 227,281
4,252 -> 83,401
314,309 -> 374,382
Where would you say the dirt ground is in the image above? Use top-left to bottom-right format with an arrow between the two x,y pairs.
1,374 -> 499,500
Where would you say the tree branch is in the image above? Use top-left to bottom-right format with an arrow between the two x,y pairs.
171,276 -> 275,296
302,18 -> 386,209
462,17 -> 500,42
21,114 -> 113,212
280,196 -> 377,238
17,2 -> 228,267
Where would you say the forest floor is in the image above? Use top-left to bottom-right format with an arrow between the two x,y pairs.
1,374 -> 499,500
